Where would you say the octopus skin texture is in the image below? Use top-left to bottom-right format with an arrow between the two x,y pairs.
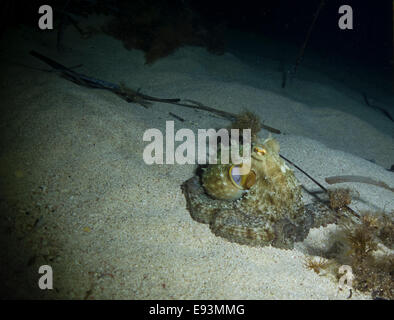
182,137 -> 337,249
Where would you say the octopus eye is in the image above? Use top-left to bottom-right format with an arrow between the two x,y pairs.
229,165 -> 256,190
253,146 -> 266,156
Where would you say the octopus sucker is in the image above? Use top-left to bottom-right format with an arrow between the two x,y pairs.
182,137 -> 337,249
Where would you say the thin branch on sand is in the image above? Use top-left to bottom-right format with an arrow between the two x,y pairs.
29,50 -> 281,134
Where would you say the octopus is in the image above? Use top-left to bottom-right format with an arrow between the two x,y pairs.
182,136 -> 337,249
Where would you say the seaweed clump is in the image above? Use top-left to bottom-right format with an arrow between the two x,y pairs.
304,256 -> 330,275
303,212 -> 393,299
230,111 -> 262,140
333,212 -> 393,299
102,0 -> 225,64
302,187 -> 393,299
327,188 -> 352,211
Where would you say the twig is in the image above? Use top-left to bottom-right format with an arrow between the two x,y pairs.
29,51 -> 282,133
173,100 -> 237,120
280,154 -> 360,219
292,0 -> 326,76
169,112 -> 185,122
362,93 -> 393,122
279,154 -> 328,192
362,92 -> 371,107
325,175 -> 394,193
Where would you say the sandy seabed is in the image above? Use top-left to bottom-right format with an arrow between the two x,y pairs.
0,17 -> 393,299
